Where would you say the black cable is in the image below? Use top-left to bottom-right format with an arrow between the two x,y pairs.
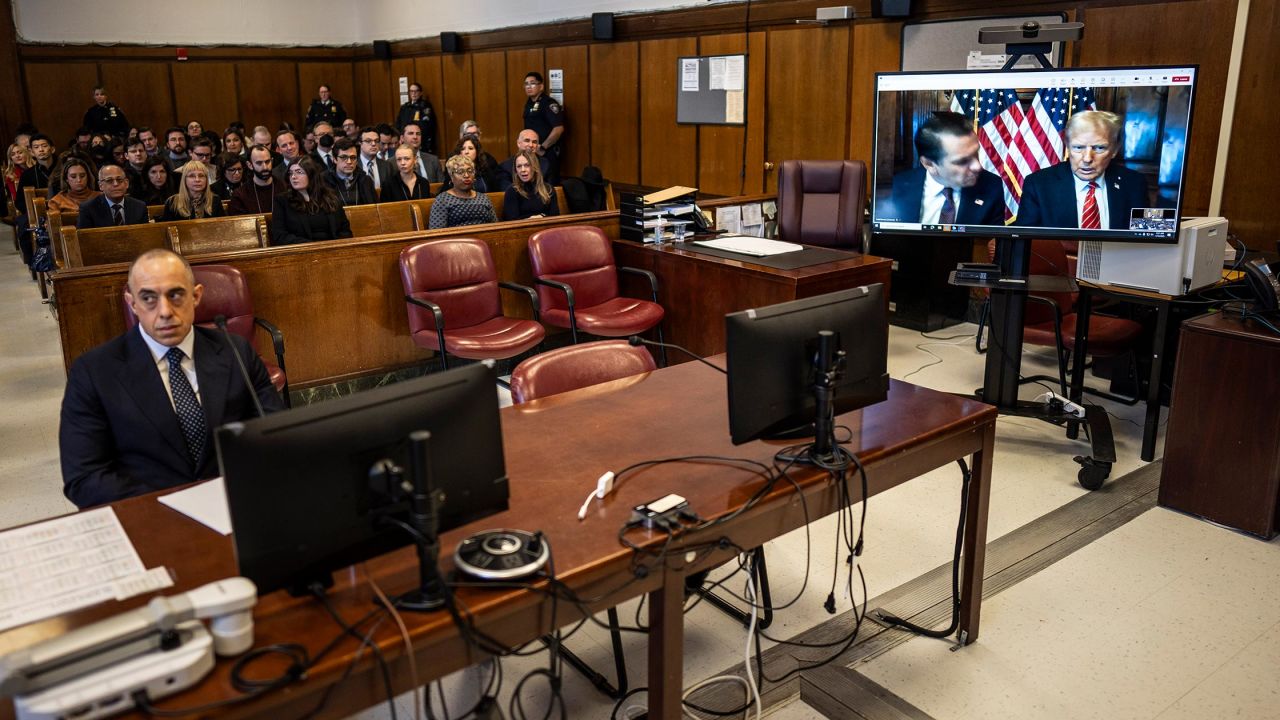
312,586 -> 399,720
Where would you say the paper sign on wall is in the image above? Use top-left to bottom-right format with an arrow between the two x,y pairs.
549,69 -> 564,92
398,77 -> 409,92
681,59 -> 700,92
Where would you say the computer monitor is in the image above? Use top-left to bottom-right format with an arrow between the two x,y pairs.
216,363 -> 509,596
725,285 -> 890,447
870,65 -> 1197,243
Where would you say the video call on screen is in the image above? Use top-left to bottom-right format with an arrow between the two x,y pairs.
870,66 -> 1197,242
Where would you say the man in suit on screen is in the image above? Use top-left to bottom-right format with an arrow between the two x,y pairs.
881,111 -> 1006,228
59,250 -> 284,508
1015,110 -> 1150,230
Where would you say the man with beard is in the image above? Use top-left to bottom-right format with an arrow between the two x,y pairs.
164,127 -> 189,166
229,145 -> 286,216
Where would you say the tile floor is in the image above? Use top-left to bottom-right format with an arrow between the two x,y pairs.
2,231 -> 1276,719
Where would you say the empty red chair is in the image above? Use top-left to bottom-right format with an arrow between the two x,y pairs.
509,340 -> 657,404
399,238 -> 544,369
526,225 -> 666,364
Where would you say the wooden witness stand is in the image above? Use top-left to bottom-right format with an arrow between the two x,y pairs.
0,360 -> 996,720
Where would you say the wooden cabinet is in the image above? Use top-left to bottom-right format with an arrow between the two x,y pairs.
1159,312 -> 1280,538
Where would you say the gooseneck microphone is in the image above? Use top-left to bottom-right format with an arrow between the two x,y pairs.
214,315 -> 266,418
627,335 -> 727,374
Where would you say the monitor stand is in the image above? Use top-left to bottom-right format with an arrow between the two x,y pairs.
775,331 -> 851,469
377,430 -> 448,612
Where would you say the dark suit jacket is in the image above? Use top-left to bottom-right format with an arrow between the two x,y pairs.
323,170 -> 377,206
378,173 -> 432,203
59,326 -> 285,508
495,155 -> 552,192
882,168 -> 1005,226
358,156 -> 395,194
1014,162 -> 1150,230
76,195 -> 149,229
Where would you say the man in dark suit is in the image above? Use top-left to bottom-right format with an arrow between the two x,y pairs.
323,138 -> 377,206
59,249 -> 285,508
880,111 -> 1005,227
1015,110 -> 1150,230
357,126 -> 394,196
496,130 -> 552,191
77,164 -> 149,229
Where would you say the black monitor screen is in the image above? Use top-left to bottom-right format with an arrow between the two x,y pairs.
725,285 -> 890,446
216,363 -> 508,596
870,65 -> 1197,243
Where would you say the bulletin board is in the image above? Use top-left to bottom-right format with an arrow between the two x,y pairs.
676,54 -> 748,125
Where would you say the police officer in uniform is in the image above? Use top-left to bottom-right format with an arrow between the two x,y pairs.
396,82 -> 438,155
305,85 -> 347,129
521,72 -> 565,185
83,86 -> 130,138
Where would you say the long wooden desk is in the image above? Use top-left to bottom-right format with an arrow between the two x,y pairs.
0,360 -> 995,720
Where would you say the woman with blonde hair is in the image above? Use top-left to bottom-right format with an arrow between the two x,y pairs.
3,143 -> 34,212
502,150 -> 559,221
160,160 -> 226,221
47,157 -> 101,213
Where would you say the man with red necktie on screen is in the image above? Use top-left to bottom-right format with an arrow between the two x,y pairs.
1015,110 -> 1150,231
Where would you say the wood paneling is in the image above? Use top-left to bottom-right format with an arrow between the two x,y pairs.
505,49 -> 544,158
384,58 -> 416,124
363,60 -> 395,127
471,51 -> 509,156
296,62 -> 355,125
697,32 -> 766,196
1221,0 -> 1278,251
849,21 -> 902,165
24,63 -> 99,145
543,46 -> 588,176
0,0 -> 26,143
414,56 -> 444,151
440,54 -> 474,147
236,61 -> 300,131
1078,0 -> 1236,216
639,37 -> 698,189
172,62 -> 237,134
765,26 -> 851,191
589,42 -> 640,185
99,63 -> 175,133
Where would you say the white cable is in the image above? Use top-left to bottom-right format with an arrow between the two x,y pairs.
743,562 -> 763,720
577,471 -> 616,520
680,675 -> 752,719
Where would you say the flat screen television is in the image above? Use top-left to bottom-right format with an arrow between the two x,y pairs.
870,65 -> 1197,243
216,362 -> 508,596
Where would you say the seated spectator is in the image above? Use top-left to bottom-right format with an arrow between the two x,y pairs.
429,155 -> 496,230
229,144 -> 284,216
400,121 -> 443,182
271,158 -> 352,245
45,148 -> 97,199
496,130 -> 552,191
323,138 -> 376,206
3,143 -> 33,209
189,139 -> 217,181
186,120 -> 203,141
357,126 -> 393,194
379,145 -> 431,202
121,138 -> 149,198
48,158 -> 101,214
160,160 -> 226,221
310,121 -> 336,170
441,134 -> 499,193
137,127 -> 161,157
164,126 -> 189,166
223,129 -> 247,158
503,151 -> 560,221
73,127 -> 92,152
211,153 -> 246,201
77,164 -> 148,228
139,155 -> 176,206
341,118 -> 359,139
376,123 -> 400,161
271,129 -> 306,184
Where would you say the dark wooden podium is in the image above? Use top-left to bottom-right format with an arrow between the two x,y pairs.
1159,312 -> 1280,538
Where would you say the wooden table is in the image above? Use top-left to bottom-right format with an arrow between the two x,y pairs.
0,360 -> 995,720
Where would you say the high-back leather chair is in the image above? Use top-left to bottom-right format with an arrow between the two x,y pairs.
399,238 -> 544,369
526,225 -> 667,364
509,340 -> 656,404
123,264 -> 289,405
777,160 -> 867,250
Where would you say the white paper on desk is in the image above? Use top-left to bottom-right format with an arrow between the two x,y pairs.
695,235 -> 804,257
159,477 -> 233,535
681,59 -> 700,91
717,206 -> 742,234
0,507 -> 173,633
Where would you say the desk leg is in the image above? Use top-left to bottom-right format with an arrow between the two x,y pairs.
648,569 -> 685,718
1141,302 -> 1170,462
959,424 -> 994,644
1067,290 -> 1093,441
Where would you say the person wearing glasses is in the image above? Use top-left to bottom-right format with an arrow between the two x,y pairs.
160,161 -> 226,221
211,153 -> 246,201
271,158 -> 352,245
189,139 -> 218,182
322,138 -> 376,206
428,155 -> 496,230
77,164 -> 148,228
521,71 -> 565,184
356,126 -> 394,194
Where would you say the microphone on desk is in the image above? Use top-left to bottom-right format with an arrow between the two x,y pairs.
214,315 -> 266,419
627,335 -> 727,375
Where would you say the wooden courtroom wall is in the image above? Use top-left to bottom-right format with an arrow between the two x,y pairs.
14,0 -> 1276,250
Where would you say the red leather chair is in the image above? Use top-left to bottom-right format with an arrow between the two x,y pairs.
123,264 -> 289,405
1022,239 -> 1143,395
399,238 -> 545,369
526,225 -> 667,364
777,160 -> 867,250
509,340 -> 656,404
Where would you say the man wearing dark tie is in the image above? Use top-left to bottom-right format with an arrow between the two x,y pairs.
357,126 -> 394,195
1015,110 -> 1150,230
77,164 -> 148,229
59,249 -> 284,508
881,111 -> 1005,227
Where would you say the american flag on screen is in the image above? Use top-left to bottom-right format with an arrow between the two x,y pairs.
1022,87 -> 1099,167
950,88 -> 1026,222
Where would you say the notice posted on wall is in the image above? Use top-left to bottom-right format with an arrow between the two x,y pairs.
681,59 -> 700,92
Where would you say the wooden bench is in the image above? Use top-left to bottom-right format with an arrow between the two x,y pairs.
169,215 -> 269,255
63,214 -> 266,268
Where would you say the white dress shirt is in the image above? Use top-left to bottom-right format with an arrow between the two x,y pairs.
138,326 -> 201,410
919,172 -> 954,225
